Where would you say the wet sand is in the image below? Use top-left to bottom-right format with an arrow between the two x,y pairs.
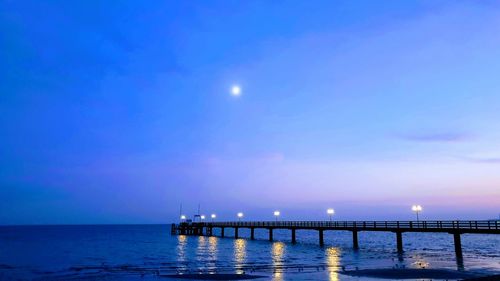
340,268 -> 493,280
463,275 -> 500,281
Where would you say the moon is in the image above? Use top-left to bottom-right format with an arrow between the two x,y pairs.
231,85 -> 241,96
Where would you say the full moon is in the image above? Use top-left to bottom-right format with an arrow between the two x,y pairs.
231,85 -> 241,96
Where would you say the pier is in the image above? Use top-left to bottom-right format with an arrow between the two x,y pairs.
171,220 -> 499,260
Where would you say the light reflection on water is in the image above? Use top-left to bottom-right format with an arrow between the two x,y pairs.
208,236 -> 218,272
234,238 -> 247,274
176,235 -> 187,272
326,247 -> 341,281
272,242 -> 286,281
195,235 -> 218,272
411,255 -> 430,269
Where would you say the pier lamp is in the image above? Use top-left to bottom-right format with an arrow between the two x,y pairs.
180,215 -> 186,222
327,208 -> 335,221
412,205 -> 422,222
237,212 -> 244,221
274,211 -> 280,221
200,215 -> 206,221
211,214 -> 216,222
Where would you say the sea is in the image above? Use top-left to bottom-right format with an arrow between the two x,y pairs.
0,224 -> 498,280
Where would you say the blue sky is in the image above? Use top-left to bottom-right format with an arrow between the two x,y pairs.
1,0 -> 500,224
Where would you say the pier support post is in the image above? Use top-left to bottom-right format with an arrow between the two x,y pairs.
396,232 -> 403,253
319,229 -> 324,246
291,229 -> 296,244
269,228 -> 273,241
221,227 -> 225,238
235,227 -> 239,239
453,233 -> 463,259
250,228 -> 255,240
352,231 -> 359,249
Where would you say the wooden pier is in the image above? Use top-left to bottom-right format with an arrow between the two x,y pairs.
171,220 -> 499,259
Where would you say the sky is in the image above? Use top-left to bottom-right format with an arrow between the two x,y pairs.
1,0 -> 500,224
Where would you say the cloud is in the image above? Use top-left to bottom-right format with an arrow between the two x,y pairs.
401,132 -> 471,142
462,156 -> 500,164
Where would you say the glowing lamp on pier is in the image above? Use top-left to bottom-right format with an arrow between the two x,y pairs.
412,205 -> 422,221
200,215 -> 206,220
211,214 -> 216,221
327,208 -> 335,221
237,212 -> 244,221
180,215 -> 186,221
274,211 -> 280,221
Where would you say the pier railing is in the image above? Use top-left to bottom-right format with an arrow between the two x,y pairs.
201,220 -> 499,231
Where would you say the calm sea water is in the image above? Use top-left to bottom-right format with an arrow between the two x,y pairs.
0,224 -> 498,280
